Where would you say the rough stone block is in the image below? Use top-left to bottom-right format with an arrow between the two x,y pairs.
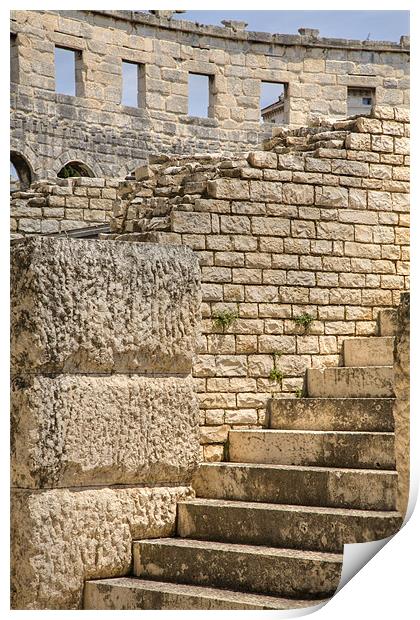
207,179 -> 250,200
11,485 -> 193,609
171,211 -> 211,234
11,374 -> 200,488
282,183 -> 314,205
247,151 -> 277,169
11,238 -> 201,374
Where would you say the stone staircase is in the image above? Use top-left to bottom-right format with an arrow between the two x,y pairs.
84,309 -> 402,610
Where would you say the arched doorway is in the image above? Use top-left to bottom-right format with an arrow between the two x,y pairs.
10,151 -> 33,190
57,161 -> 95,179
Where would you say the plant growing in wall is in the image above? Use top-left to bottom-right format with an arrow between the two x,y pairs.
294,313 -> 315,333
212,309 -> 238,332
269,351 -> 283,385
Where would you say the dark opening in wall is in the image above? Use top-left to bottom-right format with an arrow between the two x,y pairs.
188,73 -> 214,118
10,33 -> 19,83
57,161 -> 94,179
347,87 -> 376,116
54,46 -> 83,96
122,61 -> 145,108
10,151 -> 32,190
260,82 -> 288,125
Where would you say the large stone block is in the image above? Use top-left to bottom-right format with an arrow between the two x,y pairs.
11,374 -> 200,488
11,238 -> 201,374
11,485 -> 194,609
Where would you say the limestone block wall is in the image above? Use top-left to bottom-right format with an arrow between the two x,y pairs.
10,177 -> 120,237
10,10 -> 409,180
393,292 -> 410,517
110,106 -> 410,461
11,237 -> 202,609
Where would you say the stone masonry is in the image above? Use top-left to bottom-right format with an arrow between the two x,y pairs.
11,10 -> 409,180
10,106 -> 410,461
11,237 -> 202,608
108,105 -> 409,460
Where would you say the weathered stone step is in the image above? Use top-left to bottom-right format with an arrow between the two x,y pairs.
177,498 -> 402,552
228,429 -> 395,469
343,337 -> 394,367
268,398 -> 395,432
133,538 -> 342,599
193,463 -> 397,510
84,577 -> 321,610
306,366 -> 394,398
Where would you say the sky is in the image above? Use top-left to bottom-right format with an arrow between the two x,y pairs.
173,11 -> 409,42
10,10 -> 410,177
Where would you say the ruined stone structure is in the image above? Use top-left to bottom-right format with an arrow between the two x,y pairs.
10,9 -> 410,611
10,234 -> 408,608
11,105 -> 410,460
11,10 -> 409,182
11,237 -> 201,608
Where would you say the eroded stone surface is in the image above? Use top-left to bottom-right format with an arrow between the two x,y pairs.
393,292 -> 410,515
84,577 -> 321,610
268,398 -> 395,432
11,374 -> 200,488
11,238 -> 201,374
133,538 -> 342,599
11,485 -> 194,609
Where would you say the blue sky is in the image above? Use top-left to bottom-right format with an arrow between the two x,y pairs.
173,11 -> 409,41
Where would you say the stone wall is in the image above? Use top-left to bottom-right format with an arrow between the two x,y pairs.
393,292 -> 410,517
10,177 -> 119,237
11,237 -> 202,609
10,106 -> 410,461
10,10 -> 409,180
110,105 -> 410,461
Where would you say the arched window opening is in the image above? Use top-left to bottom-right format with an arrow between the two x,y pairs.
10,151 -> 32,190
57,161 -> 94,179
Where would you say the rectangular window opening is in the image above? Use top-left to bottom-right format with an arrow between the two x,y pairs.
347,87 -> 376,116
188,73 -> 213,118
55,46 -> 82,97
122,61 -> 144,108
261,82 -> 288,125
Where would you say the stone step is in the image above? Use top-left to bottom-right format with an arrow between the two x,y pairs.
268,398 -> 395,432
177,498 -> 402,553
306,366 -> 394,398
377,308 -> 398,336
133,538 -> 342,599
228,430 -> 395,469
343,337 -> 394,367
83,577 -> 320,610
193,463 -> 397,510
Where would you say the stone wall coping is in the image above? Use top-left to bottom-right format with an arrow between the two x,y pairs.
45,10 -> 410,53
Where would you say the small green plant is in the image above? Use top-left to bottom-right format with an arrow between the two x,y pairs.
294,313 -> 315,333
269,351 -> 283,385
212,309 -> 238,332
295,387 -> 303,399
